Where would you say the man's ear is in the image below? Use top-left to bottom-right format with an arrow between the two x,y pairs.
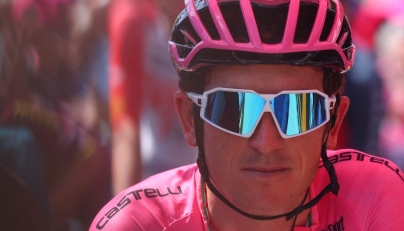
327,96 -> 350,149
174,91 -> 198,147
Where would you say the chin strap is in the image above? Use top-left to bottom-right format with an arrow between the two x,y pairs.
197,146 -> 338,221
194,94 -> 341,221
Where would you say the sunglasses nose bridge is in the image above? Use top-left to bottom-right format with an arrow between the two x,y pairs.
252,96 -> 278,134
262,100 -> 273,113
261,96 -> 288,137
261,94 -> 276,114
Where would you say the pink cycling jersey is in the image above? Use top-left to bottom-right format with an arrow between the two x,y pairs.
90,149 -> 404,231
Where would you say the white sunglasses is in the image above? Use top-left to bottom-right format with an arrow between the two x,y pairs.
188,88 -> 336,138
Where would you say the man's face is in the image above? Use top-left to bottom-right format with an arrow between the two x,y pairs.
203,64 -> 326,216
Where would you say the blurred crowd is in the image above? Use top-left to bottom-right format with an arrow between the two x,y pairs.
0,0 -> 403,230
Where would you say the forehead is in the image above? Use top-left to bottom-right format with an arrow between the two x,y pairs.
205,64 -> 324,93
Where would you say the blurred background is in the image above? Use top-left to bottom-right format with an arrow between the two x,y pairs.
0,0 -> 403,230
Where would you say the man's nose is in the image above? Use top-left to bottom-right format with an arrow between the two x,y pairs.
248,112 -> 284,153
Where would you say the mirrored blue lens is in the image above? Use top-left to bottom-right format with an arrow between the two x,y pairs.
204,91 -> 265,135
270,93 -> 327,136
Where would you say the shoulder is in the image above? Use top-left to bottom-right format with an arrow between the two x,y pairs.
89,164 -> 204,231
315,149 -> 404,230
323,149 -> 404,184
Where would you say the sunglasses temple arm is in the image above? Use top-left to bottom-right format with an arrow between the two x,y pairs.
328,95 -> 337,110
330,93 -> 341,129
187,92 -> 207,107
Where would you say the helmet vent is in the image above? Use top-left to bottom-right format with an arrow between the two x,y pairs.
171,9 -> 202,59
293,4 -> 318,44
198,7 -> 221,40
337,17 -> 352,49
171,12 -> 201,47
180,29 -> 199,45
252,3 -> 288,44
219,2 -> 250,43
319,9 -> 336,41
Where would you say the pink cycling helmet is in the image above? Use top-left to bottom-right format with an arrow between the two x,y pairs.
169,0 -> 355,74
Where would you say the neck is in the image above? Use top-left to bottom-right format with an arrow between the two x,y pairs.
205,186 -> 311,231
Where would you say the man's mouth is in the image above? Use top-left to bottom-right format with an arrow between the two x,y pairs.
242,167 -> 290,178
